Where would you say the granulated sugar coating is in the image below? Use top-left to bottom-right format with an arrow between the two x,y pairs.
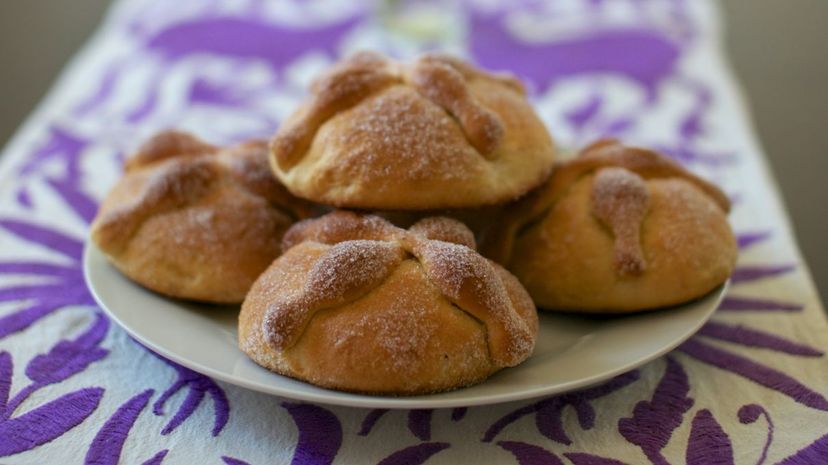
281,210 -> 399,251
333,87 -> 472,182
268,51 -> 556,209
484,138 -> 732,267
591,167 -> 650,276
408,216 -> 477,249
238,212 -> 539,394
412,239 -> 535,366
262,240 -> 405,350
91,131 -> 312,304
482,138 -> 736,312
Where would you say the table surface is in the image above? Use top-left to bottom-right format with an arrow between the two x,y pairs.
0,2 -> 826,465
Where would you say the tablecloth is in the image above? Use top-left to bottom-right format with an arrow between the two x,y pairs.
1,1 -> 826,464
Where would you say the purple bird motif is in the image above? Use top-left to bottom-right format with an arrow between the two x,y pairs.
145,15 -> 361,70
0,386 -> 105,458
470,8 -> 735,168
469,11 -> 683,99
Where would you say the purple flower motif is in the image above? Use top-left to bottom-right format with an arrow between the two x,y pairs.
0,217 -> 96,339
141,449 -> 169,465
697,321 -> 822,357
3,313 -> 108,418
497,441 -> 564,465
775,432 -> 828,465
565,92 -> 604,133
358,408 -> 388,436
74,66 -> 119,117
19,126 -> 88,180
564,453 -> 632,465
85,389 -> 154,465
451,407 -> 467,422
281,402 -> 342,465
146,350 -> 229,437
717,296 -> 802,313
482,370 -> 640,443
685,409 -> 733,465
24,312 -> 109,385
678,338 -> 828,411
618,358 -> 693,465
46,177 -> 99,224
668,226 -> 827,423
0,158 -> 235,449
377,442 -> 450,465
0,352 -> 10,413
0,386 -> 104,457
221,457 -> 252,465
738,404 -> 773,465
408,409 -> 434,441
731,265 -> 796,284
716,231 -> 801,313
736,231 -> 772,250
360,408 -> 464,441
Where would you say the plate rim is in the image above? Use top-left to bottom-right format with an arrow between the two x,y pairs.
83,241 -> 725,409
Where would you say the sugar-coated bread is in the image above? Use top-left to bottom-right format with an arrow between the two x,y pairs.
91,130 -> 313,304
481,139 -> 737,312
238,211 -> 538,394
270,51 -> 556,210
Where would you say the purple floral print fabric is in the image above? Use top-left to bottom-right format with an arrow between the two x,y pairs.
0,0 -> 826,463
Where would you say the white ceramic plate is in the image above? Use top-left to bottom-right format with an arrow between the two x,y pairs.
84,242 -> 725,409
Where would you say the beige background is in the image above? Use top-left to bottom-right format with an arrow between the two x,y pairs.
0,1 -> 825,299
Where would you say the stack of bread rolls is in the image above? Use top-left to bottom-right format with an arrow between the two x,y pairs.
91,51 -> 736,395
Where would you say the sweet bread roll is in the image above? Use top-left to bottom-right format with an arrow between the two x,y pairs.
91,131 -> 313,304
482,139 -> 737,312
270,51 -> 556,210
238,211 -> 538,394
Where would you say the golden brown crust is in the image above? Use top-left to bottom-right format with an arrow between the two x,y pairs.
590,167 -> 650,276
481,139 -> 737,312
239,211 -> 538,394
91,131 -> 313,304
367,204 -> 506,247
270,51 -> 556,209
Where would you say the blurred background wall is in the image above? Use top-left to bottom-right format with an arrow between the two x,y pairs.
0,1 -> 825,299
